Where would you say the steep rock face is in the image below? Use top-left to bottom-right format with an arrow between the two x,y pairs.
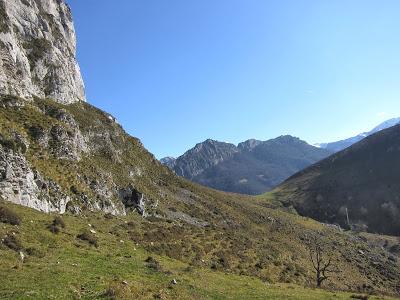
0,0 -> 85,104
173,139 -> 239,179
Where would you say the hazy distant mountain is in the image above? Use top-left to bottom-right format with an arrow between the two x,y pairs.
161,136 -> 332,195
277,124 -> 400,236
159,157 -> 177,169
315,117 -> 400,152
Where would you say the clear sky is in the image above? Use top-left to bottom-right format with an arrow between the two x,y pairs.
67,0 -> 400,159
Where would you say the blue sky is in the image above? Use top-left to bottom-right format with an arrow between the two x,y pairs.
67,0 -> 400,158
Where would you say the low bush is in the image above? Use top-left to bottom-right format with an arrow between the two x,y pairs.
145,256 -> 162,271
26,247 -> 45,258
350,295 -> 369,300
3,235 -> 23,252
53,216 -> 66,228
104,213 -> 114,220
77,231 -> 98,247
0,2 -> 10,33
48,216 -> 66,234
0,206 -> 21,225
389,244 -> 400,255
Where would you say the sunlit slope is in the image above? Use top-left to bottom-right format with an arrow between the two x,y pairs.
0,95 -> 399,297
272,124 -> 400,236
0,200 -> 399,299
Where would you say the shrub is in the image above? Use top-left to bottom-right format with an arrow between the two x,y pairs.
0,206 -> 21,225
104,213 -> 114,220
389,244 -> 400,255
26,247 -> 45,258
3,235 -> 23,252
145,256 -> 161,271
102,288 -> 117,299
0,135 -> 27,153
53,216 -> 66,228
350,295 -> 369,300
28,125 -> 46,140
101,282 -> 139,300
24,38 -> 52,70
48,224 -> 60,234
48,216 -> 65,234
77,231 -> 98,247
0,2 -> 10,34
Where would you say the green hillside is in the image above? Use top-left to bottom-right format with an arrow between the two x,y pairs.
0,200 -> 397,300
1,95 -> 400,299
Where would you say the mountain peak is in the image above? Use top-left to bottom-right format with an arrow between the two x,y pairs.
371,117 -> 400,133
317,117 -> 400,153
273,135 -> 301,142
161,134 -> 331,194
237,139 -> 262,151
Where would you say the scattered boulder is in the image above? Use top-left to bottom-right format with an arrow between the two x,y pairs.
119,185 -> 147,216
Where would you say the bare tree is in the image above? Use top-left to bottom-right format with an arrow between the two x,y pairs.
307,236 -> 339,287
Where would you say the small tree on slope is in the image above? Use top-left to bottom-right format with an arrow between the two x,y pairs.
307,236 -> 339,287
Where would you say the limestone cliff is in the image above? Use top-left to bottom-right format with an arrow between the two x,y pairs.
0,0 -> 85,104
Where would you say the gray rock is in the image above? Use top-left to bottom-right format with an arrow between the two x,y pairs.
0,144 -> 69,213
160,157 -> 176,169
49,124 -> 87,161
119,185 -> 149,216
161,136 -> 332,195
0,0 -> 85,104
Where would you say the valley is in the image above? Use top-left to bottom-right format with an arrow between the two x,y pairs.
0,0 -> 399,299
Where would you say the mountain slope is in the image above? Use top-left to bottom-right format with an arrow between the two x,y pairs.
159,156 -> 176,169
163,136 -> 332,195
316,118 -> 400,152
2,199 -> 399,299
2,96 -> 400,296
173,139 -> 239,179
273,124 -> 400,236
1,0 -> 400,297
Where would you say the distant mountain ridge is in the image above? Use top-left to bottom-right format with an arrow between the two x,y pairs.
315,117 -> 400,152
162,136 -> 332,195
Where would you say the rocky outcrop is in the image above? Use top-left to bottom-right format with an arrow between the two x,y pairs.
237,139 -> 262,151
0,131 -> 127,215
0,144 -> 70,213
119,185 -> 153,217
173,139 -> 239,179
159,157 -> 176,170
0,0 -> 85,104
48,124 -> 87,160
